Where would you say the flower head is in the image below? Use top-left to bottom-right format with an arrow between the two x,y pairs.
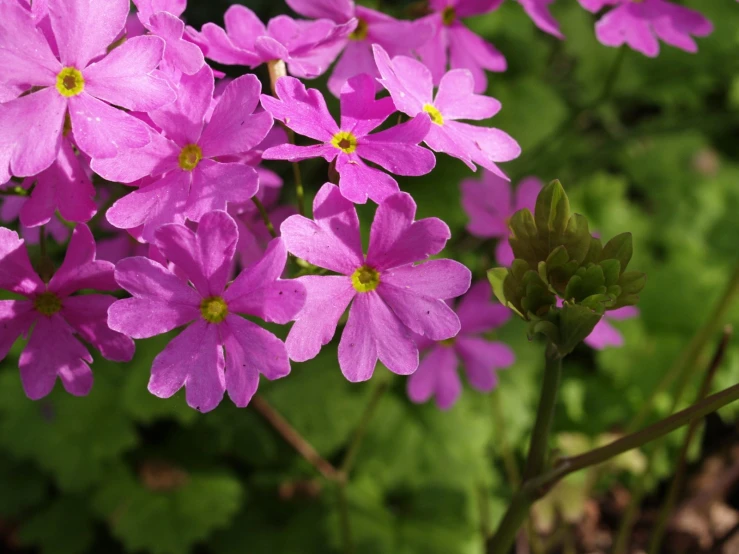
374,45 -> 520,176
578,0 -> 713,57
408,281 -> 514,409
262,75 -> 435,204
108,211 -> 306,412
0,224 -> 134,399
281,183 -> 471,382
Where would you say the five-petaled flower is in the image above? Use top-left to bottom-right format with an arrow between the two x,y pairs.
281,183 -> 471,382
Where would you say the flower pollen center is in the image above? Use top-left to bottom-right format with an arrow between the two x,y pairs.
34,292 -> 62,316
55,67 -> 85,97
178,144 -> 203,171
349,18 -> 369,41
423,104 -> 444,126
200,296 -> 228,324
331,131 -> 358,154
442,6 -> 456,26
351,265 -> 380,293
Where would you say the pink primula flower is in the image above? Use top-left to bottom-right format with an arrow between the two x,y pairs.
0,0 -> 175,181
133,0 -> 206,75
0,224 -> 134,399
408,281 -> 514,410
578,0 -> 713,57
518,0 -> 564,38
585,306 -> 639,349
416,0 -> 506,93
262,75 -> 435,204
286,0 -> 433,96
461,172 -> 542,266
194,4 -> 356,79
374,45 -> 520,177
96,66 -> 272,241
281,183 -> 471,382
108,211 -> 306,412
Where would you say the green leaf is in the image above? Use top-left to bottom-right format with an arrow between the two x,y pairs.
558,303 -> 604,356
563,213 -> 592,266
17,497 -> 95,554
534,180 -> 571,254
508,208 -> 539,266
487,267 -> 510,307
602,232 -> 633,273
0,456 -> 48,516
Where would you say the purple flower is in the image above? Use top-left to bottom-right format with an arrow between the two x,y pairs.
0,0 -> 175,181
518,0 -> 563,38
461,172 -> 542,265
132,0 -> 206,75
286,0 -> 433,96
108,211 -> 306,412
0,189 -> 70,245
578,0 -> 713,57
584,306 -> 639,350
96,65 -> 272,241
194,5 -> 356,79
373,45 -> 519,177
416,0 -> 506,94
408,281 -> 514,410
0,224 -> 134,399
281,183 -> 471,382
261,75 -> 435,204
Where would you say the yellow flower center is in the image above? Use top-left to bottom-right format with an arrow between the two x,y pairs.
442,6 -> 456,26
34,292 -> 62,316
351,265 -> 380,293
178,144 -> 203,171
423,104 -> 444,126
200,296 -> 228,324
331,131 -> 358,154
56,67 -> 85,97
349,18 -> 369,41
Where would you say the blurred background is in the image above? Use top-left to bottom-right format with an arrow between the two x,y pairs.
1,1 -> 738,553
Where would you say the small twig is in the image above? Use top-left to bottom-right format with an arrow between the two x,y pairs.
251,197 -> 278,238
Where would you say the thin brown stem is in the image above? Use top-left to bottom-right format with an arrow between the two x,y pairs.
251,197 -> 278,238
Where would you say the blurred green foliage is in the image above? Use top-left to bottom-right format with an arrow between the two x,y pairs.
1,1 -> 738,553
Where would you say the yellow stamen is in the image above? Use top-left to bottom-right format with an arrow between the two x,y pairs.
423,104 -> 444,126
349,18 -> 369,41
351,266 -> 380,293
442,6 -> 456,26
178,144 -> 203,171
331,131 -> 358,154
200,296 -> 228,324
34,292 -> 62,316
56,67 -> 85,97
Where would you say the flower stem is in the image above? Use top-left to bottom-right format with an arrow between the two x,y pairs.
340,379 -> 389,475
251,197 -> 278,238
336,480 -> 354,554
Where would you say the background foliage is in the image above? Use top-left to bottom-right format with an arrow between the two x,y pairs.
1,1 -> 739,553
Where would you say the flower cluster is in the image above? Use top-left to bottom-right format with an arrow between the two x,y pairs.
0,0 -> 686,411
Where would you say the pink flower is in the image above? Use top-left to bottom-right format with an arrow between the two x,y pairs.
193,5 -> 356,79
261,75 -> 435,204
0,0 -> 175,181
281,183 -> 471,382
108,211 -> 306,412
132,0 -> 206,75
373,45 -> 520,177
0,224 -> 134,399
461,172 -> 542,265
518,0 -> 564,38
286,0 -> 433,96
416,0 -> 507,94
584,306 -> 639,349
0,182 -> 72,243
578,0 -> 713,57
408,281 -> 514,410
96,65 -> 273,241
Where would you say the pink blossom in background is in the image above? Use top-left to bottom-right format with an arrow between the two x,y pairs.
578,0 -> 713,57
286,0 -> 433,96
108,211 -> 306,412
518,0 -> 563,38
408,281 -> 514,410
0,187 -> 71,244
281,183 -> 471,382
461,172 -> 542,265
96,66 -> 272,241
416,0 -> 506,93
584,306 -> 639,349
193,4 -> 356,79
0,225 -> 134,399
374,45 -> 520,177
0,0 -> 175,181
262,75 -> 435,204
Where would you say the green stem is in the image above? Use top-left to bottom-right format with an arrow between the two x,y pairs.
251,197 -> 278,239
341,379 -> 389,476
337,481 -> 354,554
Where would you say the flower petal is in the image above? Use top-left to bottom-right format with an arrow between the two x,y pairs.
62,294 -> 134,361
339,73 -> 395,138
335,154 -> 400,205
0,300 -> 36,361
448,24 -> 506,93
358,114 -> 436,177
584,318 -> 623,350
147,11 -> 206,75
372,45 -> 431,116
456,336 -> 513,391
460,171 -> 511,238
48,224 -> 117,296
434,69 -> 501,120
185,161 -> 259,223
412,345 -> 461,410
262,143 -> 338,163
285,0 -> 354,21
514,176 -> 543,212
456,280 -> 511,334
606,306 -> 639,321
0,227 -> 44,295
382,260 -> 472,300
